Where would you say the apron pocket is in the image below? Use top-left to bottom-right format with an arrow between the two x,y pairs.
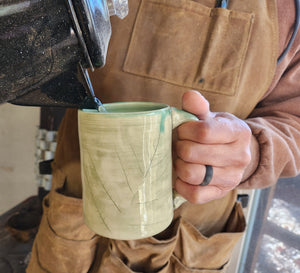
169,255 -> 228,273
123,0 -> 254,96
99,219 -> 180,272
28,197 -> 98,273
170,203 -> 245,271
99,244 -> 141,272
98,203 -> 245,272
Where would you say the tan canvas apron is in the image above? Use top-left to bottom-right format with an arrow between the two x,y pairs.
90,0 -> 278,119
27,0 -> 278,272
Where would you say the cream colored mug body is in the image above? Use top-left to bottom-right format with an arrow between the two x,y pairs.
78,102 -> 197,240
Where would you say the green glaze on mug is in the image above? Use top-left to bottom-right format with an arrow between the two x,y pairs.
78,102 -> 197,240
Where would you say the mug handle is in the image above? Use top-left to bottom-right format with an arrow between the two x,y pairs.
171,107 -> 199,209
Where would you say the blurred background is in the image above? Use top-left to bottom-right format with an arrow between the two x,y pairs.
0,104 -> 39,214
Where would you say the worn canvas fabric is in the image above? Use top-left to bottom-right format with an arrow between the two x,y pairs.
27,0 -> 300,272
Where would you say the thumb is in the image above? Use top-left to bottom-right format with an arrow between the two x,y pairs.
182,90 -> 211,120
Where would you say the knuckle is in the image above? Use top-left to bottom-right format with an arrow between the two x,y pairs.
211,187 -> 228,201
232,149 -> 251,167
175,160 -> 194,182
240,122 -> 252,139
197,122 -> 211,140
181,167 -> 194,182
176,141 -> 193,161
229,171 -> 244,187
220,181 -> 236,192
232,172 -> 244,186
243,128 -> 252,142
220,170 -> 243,190
177,123 -> 189,139
239,150 -> 251,166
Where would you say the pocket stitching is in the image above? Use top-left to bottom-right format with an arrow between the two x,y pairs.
123,0 -> 254,96
198,9 -> 255,96
171,255 -> 229,272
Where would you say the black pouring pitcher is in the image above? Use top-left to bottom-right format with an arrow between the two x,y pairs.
0,0 -> 128,109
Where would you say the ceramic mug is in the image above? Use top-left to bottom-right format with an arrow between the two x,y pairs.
78,102 -> 198,240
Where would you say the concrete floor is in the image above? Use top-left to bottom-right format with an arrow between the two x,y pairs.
0,103 -> 40,214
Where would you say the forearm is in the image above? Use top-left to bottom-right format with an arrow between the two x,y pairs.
239,21 -> 300,189
239,112 -> 300,189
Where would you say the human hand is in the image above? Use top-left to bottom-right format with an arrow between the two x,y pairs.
174,90 -> 252,204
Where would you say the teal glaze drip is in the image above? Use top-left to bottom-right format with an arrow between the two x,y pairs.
159,109 -> 168,132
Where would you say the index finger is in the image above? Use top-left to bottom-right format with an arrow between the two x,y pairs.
177,116 -> 241,144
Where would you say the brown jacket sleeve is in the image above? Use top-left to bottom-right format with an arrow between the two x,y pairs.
240,0 -> 300,189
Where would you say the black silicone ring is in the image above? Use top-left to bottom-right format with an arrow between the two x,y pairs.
200,165 -> 213,186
